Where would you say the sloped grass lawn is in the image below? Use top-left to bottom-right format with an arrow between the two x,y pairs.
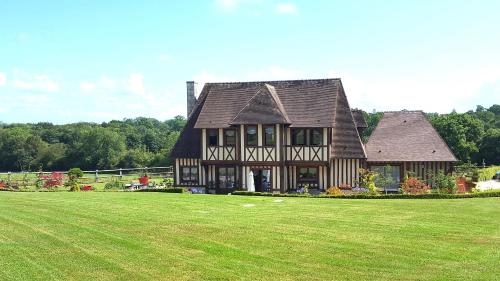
0,193 -> 499,281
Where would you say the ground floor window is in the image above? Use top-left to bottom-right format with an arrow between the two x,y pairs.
297,167 -> 318,187
371,165 -> 400,190
218,167 -> 236,189
180,166 -> 198,184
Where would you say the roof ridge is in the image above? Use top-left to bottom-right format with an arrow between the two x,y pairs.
205,78 -> 340,86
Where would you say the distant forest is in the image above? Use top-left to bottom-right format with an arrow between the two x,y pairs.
0,105 -> 498,172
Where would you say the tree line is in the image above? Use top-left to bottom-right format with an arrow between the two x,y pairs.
0,104 -> 498,172
361,104 -> 500,165
0,116 -> 186,172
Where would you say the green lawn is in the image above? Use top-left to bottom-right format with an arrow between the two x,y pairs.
0,193 -> 499,281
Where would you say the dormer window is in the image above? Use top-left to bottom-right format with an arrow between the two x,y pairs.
208,129 -> 218,146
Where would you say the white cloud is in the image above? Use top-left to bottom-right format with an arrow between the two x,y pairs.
126,73 -> 146,95
20,95 -> 50,105
276,3 -> 298,14
0,72 -> 6,86
328,63 -> 500,113
80,81 -> 96,91
14,75 -> 59,92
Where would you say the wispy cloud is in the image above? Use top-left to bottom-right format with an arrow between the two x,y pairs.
14,75 -> 59,92
276,3 -> 298,14
0,72 -> 6,86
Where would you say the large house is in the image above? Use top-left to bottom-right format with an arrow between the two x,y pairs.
171,79 -> 367,193
170,79 -> 457,193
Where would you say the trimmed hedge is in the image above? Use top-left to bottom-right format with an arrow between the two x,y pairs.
231,190 -> 500,199
135,188 -> 186,193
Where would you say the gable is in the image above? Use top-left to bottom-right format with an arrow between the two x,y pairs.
231,84 -> 290,125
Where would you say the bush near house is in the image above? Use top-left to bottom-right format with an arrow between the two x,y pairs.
400,177 -> 430,195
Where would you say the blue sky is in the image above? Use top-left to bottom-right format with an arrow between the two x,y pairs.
1,0 -> 499,124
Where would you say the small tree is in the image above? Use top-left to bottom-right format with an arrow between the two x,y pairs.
67,168 -> 83,192
430,171 -> 457,194
375,165 -> 395,194
359,168 -> 378,194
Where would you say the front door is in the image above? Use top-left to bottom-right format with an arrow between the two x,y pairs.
253,169 -> 271,192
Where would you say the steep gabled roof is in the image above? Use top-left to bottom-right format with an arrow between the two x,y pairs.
351,109 -> 367,128
172,78 -> 366,159
194,79 -> 341,128
330,83 -> 366,158
231,84 -> 290,125
365,111 -> 457,162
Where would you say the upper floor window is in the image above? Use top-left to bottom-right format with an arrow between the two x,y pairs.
310,129 -> 323,145
224,129 -> 236,146
208,129 -> 218,146
264,125 -> 275,146
246,125 -> 258,146
291,129 -> 305,145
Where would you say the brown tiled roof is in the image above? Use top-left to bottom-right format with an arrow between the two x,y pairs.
170,84 -> 212,158
351,109 -> 367,128
330,83 -> 366,158
365,111 -> 457,162
231,84 -> 291,125
195,79 -> 341,128
173,78 -> 366,159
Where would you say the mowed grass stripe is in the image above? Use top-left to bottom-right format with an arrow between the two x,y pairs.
0,193 -> 499,280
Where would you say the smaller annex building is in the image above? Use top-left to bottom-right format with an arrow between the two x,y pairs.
365,110 -> 457,190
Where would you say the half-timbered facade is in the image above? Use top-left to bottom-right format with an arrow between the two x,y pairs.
171,79 -> 367,193
365,111 -> 457,191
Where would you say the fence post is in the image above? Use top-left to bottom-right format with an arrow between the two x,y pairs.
119,168 -> 123,180
7,172 -> 11,183
95,170 -> 99,182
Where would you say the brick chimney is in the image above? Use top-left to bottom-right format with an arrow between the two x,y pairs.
186,81 -> 197,117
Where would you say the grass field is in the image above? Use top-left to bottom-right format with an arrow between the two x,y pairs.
0,193 -> 499,281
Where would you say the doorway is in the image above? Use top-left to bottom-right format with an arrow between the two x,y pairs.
252,169 -> 271,192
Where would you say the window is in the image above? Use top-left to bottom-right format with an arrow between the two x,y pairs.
218,167 -> 236,189
264,126 -> 275,146
224,129 -> 236,146
298,167 -> 318,182
246,125 -> 258,146
207,129 -> 218,146
181,166 -> 198,184
291,129 -> 305,145
310,129 -> 323,145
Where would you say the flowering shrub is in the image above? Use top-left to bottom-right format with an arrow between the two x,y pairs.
0,181 -> 6,189
338,183 -> 352,190
81,185 -> 93,191
401,177 -> 430,194
326,187 -> 342,196
359,168 -> 378,194
39,172 -> 64,189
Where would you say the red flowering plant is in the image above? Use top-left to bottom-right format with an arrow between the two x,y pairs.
38,172 -> 64,189
401,176 -> 430,195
